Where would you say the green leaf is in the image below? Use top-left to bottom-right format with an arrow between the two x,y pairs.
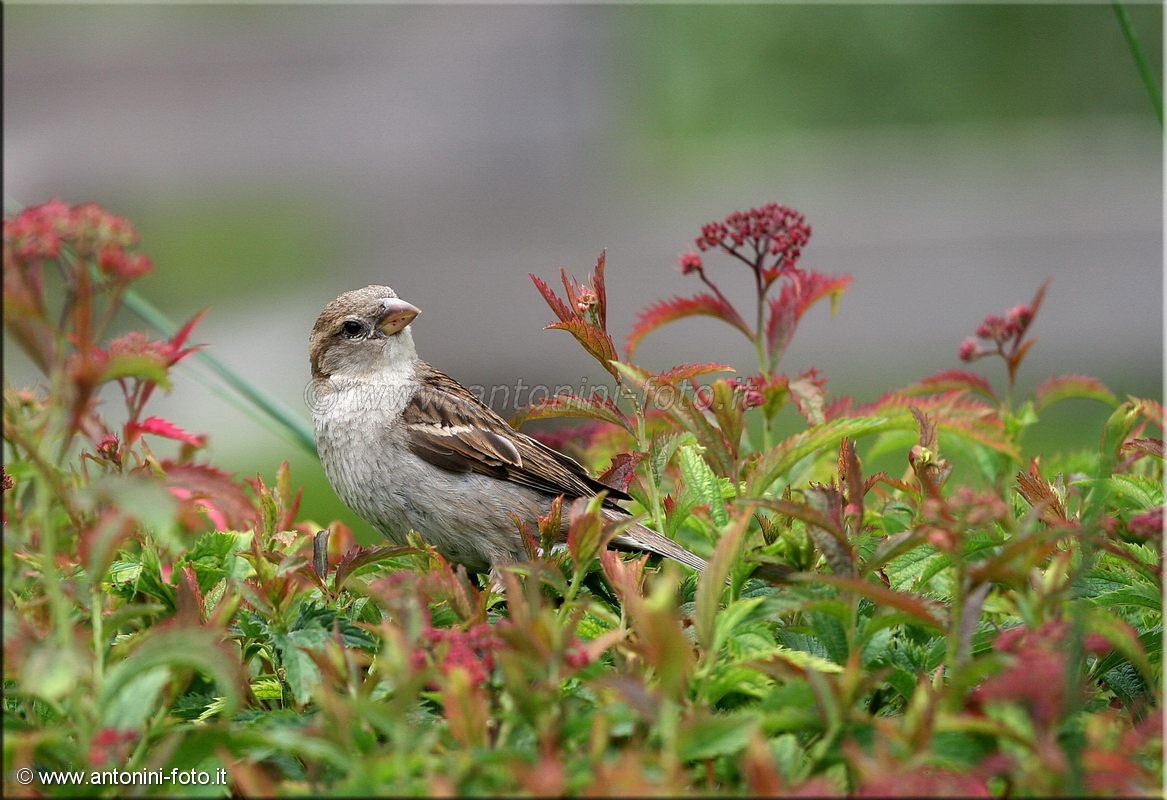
805,610 -> 850,664
102,666 -> 171,731
1084,607 -> 1156,685
652,431 -> 697,484
711,597 -> 765,657
679,444 -> 728,526
694,514 -> 750,652
100,352 -> 171,388
1089,585 -> 1160,612
756,646 -> 845,674
276,628 -> 328,705
677,711 -> 758,761
101,627 -> 244,720
250,678 -> 284,701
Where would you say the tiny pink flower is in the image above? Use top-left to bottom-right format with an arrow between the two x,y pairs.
1007,304 -> 1033,325
678,251 -> 703,274
959,337 -> 978,361
976,315 -> 1006,341
575,286 -> 598,313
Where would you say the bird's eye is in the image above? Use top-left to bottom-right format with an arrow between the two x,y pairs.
341,320 -> 366,339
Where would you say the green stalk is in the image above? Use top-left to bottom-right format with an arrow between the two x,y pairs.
754,297 -> 773,451
635,407 -> 665,534
1112,3 -> 1163,126
91,586 -> 105,686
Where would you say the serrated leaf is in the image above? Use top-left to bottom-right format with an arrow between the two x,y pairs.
129,415 -> 205,447
627,293 -> 752,358
798,573 -> 947,629
249,678 -> 284,701
679,444 -> 728,526
766,272 -> 852,367
755,646 -> 845,675
901,369 -> 997,401
1034,373 -> 1118,412
1089,585 -> 1160,612
652,362 -> 734,385
748,416 -> 899,496
333,544 -> 417,593
651,430 -> 696,484
546,318 -> 620,379
598,451 -> 647,492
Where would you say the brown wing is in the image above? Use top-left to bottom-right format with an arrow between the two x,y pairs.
402,361 -> 629,506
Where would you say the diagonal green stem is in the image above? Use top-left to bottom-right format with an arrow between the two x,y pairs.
1112,3 -> 1163,126
122,287 -> 318,455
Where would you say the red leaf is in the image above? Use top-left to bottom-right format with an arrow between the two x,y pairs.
162,462 -> 259,530
903,369 -> 997,402
529,272 -> 575,323
1122,437 -> 1164,459
1034,373 -> 1118,412
789,368 -> 828,425
1015,469 -> 1069,524
766,271 -> 851,364
176,564 -> 207,623
545,318 -> 620,379
651,362 -> 734,385
168,309 -> 208,362
857,390 -> 1017,457
333,544 -> 418,593
626,293 -> 752,358
598,451 -> 647,492
590,251 -> 609,331
130,415 -> 206,447
799,573 -> 947,628
530,254 -> 617,377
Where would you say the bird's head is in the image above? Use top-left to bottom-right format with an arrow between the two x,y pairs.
309,285 -> 421,379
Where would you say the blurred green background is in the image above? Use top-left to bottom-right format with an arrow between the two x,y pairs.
5,3 -> 1161,542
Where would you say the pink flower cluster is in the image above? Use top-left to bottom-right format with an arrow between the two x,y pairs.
960,303 -> 1035,362
414,622 -> 505,685
1127,505 -> 1163,538
693,202 -> 811,278
3,198 -> 151,279
974,621 -> 1111,727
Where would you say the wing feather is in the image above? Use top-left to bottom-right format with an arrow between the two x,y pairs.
402,362 -> 629,506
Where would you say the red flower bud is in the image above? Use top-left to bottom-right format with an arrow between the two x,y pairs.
678,251 -> 703,274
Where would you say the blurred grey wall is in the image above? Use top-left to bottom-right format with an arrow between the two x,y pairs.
4,4 -> 1162,483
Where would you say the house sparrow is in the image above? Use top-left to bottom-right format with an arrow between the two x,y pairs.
309,284 -> 707,577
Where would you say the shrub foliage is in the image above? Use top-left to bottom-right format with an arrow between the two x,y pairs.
3,200 -> 1162,795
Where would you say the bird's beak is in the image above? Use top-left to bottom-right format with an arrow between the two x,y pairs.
377,298 -> 421,336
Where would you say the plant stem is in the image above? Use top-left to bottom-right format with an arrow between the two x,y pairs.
92,585 -> 105,686
1112,3 -> 1163,126
635,404 -> 665,534
753,296 -> 773,451
121,287 -> 318,455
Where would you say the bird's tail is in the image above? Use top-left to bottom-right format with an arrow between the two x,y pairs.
607,515 -> 707,572
606,513 -> 791,584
